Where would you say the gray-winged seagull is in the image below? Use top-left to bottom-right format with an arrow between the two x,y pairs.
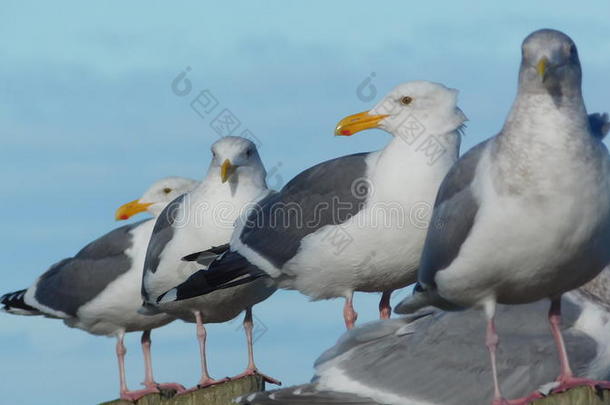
140,136 -> 278,390
157,81 -> 467,330
1,176 -> 198,401
235,273 -> 610,405
395,29 -> 610,404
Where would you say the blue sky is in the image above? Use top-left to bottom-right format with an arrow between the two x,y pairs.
1,1 -> 609,404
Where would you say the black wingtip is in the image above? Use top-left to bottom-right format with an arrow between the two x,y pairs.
1,289 -> 41,315
181,252 -> 203,262
182,244 -> 231,262
161,251 -> 271,302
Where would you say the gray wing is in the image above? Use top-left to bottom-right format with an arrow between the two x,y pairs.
238,153 -> 370,269
418,140 -> 489,287
141,193 -> 186,300
315,298 -> 598,405
31,220 -> 147,317
235,384 -> 380,405
589,112 -> 610,140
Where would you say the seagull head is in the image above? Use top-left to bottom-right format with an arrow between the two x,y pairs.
208,136 -> 267,185
115,176 -> 198,220
335,81 -> 467,137
519,29 -> 581,96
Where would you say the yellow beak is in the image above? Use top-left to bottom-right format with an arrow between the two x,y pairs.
220,159 -> 235,183
537,57 -> 548,80
115,199 -> 153,221
335,111 -> 389,136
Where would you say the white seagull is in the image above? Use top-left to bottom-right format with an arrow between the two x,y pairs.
158,81 -> 467,330
141,136 -> 278,390
235,272 -> 610,405
395,29 -> 610,404
1,176 -> 198,401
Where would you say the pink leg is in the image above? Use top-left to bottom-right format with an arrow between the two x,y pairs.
140,330 -> 185,393
194,311 -> 227,388
177,311 -> 228,395
548,298 -> 610,393
141,330 -> 155,387
549,299 -> 573,381
115,331 -> 159,401
379,291 -> 392,320
484,304 -> 506,405
230,308 -> 281,386
343,292 -> 358,330
484,303 -> 544,405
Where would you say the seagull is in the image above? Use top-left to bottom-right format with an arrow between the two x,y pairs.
234,275 -> 610,405
158,81 -> 467,330
1,176 -> 198,401
141,136 -> 278,390
395,29 -> 610,404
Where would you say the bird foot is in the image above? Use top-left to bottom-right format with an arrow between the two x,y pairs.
550,376 -> 610,394
231,368 -> 282,386
175,377 -> 229,396
197,377 -> 230,389
120,386 -> 160,401
146,382 -> 186,393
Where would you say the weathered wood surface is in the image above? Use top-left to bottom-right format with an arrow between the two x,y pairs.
531,386 -> 610,405
100,379 -> 610,404
100,375 -> 264,405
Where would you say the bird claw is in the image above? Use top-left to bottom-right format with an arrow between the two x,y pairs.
551,377 -> 610,394
231,368 -> 282,386
153,382 -> 186,393
120,386 -> 160,401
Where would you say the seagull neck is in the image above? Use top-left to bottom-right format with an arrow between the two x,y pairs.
502,89 -> 589,143
200,169 -> 267,194
380,127 -> 461,166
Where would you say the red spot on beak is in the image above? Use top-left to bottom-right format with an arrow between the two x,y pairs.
341,130 -> 351,135
120,215 -> 128,220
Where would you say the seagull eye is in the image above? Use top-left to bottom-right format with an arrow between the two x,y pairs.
246,149 -> 252,158
163,188 -> 172,194
400,96 -> 413,106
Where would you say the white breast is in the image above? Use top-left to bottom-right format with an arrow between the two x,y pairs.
437,136 -> 610,306
285,144 -> 456,300
73,221 -> 175,336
